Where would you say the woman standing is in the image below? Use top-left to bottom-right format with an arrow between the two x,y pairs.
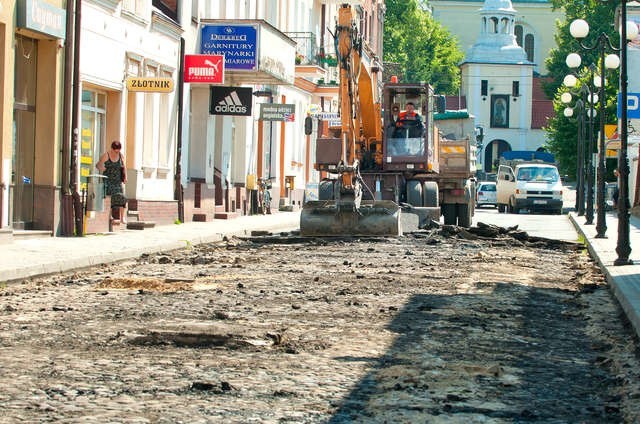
96,141 -> 127,224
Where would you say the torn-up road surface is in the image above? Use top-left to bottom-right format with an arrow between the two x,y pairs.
1,228 -> 639,423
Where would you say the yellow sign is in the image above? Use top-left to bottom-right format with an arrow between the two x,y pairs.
605,124 -> 617,139
80,156 -> 93,164
126,77 -> 174,93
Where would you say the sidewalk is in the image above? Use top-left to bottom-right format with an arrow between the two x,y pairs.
0,211 -> 301,284
569,210 -> 640,340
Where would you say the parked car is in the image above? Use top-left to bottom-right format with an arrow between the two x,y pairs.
476,181 -> 497,208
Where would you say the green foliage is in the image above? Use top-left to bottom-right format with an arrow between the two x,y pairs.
544,0 -> 619,176
383,0 -> 463,94
174,218 -> 182,225
544,1 -> 618,98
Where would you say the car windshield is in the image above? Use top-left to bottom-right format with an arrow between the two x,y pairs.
517,167 -> 559,182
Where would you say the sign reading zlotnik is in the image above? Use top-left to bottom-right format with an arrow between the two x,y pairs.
201,25 -> 257,71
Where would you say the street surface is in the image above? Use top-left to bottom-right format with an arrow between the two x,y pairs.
2,216 -> 640,422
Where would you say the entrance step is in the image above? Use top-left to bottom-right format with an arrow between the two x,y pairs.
214,211 -> 241,220
13,230 -> 53,240
126,221 -> 156,230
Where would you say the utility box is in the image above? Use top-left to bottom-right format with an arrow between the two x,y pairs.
86,174 -> 106,212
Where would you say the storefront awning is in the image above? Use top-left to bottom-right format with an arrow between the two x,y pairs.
200,19 -> 296,86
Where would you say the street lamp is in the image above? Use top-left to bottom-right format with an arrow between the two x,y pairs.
565,61 -> 600,225
585,86 -> 598,225
569,18 -> 621,238
560,84 -> 586,215
614,6 -> 639,265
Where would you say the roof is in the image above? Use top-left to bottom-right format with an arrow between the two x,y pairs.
531,99 -> 554,129
435,110 -> 471,120
444,95 -> 467,110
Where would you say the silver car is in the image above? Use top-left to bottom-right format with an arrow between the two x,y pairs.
476,182 -> 497,208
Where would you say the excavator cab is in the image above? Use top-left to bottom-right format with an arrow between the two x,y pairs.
382,84 -> 436,173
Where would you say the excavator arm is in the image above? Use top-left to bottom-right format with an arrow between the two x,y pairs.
299,4 -> 400,237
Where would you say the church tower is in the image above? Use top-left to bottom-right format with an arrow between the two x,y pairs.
460,0 -> 539,174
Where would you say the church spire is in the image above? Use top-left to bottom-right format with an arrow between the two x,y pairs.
465,0 -> 530,64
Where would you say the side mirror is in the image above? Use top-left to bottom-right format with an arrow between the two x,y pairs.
304,116 -> 313,135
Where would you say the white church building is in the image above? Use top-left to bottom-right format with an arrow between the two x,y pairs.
434,0 -> 557,175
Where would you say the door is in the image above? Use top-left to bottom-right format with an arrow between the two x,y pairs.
12,35 -> 38,229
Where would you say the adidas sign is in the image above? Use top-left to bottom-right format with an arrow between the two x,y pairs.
214,90 -> 247,114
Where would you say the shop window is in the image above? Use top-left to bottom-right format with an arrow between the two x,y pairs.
80,90 -> 107,188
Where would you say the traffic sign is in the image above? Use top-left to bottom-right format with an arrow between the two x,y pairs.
617,92 -> 640,119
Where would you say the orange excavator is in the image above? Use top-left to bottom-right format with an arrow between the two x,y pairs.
300,4 -> 401,236
300,4 -> 476,236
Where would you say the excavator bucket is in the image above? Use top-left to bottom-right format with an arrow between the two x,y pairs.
300,200 -> 401,237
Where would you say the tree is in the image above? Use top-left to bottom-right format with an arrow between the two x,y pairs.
383,0 -> 463,94
544,0 -> 619,177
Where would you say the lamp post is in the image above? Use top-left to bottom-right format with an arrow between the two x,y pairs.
585,80 -> 598,225
614,6 -> 639,265
564,64 -> 600,224
560,84 -> 586,215
569,18 -> 621,238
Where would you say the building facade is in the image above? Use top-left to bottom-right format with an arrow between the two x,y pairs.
0,0 -> 385,240
1,0 -> 67,242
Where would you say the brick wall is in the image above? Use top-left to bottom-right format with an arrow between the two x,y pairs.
183,180 -> 216,222
128,199 -> 178,226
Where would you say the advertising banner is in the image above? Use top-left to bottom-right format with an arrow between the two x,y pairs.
259,104 -> 296,121
210,87 -> 253,116
184,54 -> 224,84
201,24 -> 258,71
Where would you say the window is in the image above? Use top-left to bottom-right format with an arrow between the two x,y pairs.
490,17 -> 498,33
515,24 -> 535,63
481,80 -> 488,96
525,34 -> 534,62
80,90 -> 107,187
515,25 -> 523,47
512,81 -> 519,97
153,0 -> 178,22
123,0 -> 147,17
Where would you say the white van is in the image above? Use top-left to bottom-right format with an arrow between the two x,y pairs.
496,163 -> 563,214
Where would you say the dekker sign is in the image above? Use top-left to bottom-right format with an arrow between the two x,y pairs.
184,54 -> 225,84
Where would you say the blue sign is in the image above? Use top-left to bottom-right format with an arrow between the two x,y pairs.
201,25 -> 257,71
617,92 -> 640,119
17,0 -> 66,39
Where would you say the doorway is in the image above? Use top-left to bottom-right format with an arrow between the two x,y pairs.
12,35 -> 38,229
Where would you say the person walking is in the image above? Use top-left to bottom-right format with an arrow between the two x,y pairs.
96,141 -> 127,224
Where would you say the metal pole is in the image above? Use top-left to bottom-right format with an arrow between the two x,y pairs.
175,37 -> 185,224
615,0 -> 632,265
71,0 -> 83,237
577,98 -> 585,215
586,72 -> 596,225
595,40 -> 608,238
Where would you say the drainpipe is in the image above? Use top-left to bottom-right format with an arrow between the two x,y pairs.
71,0 -> 83,236
174,37 -> 185,223
60,0 -> 75,236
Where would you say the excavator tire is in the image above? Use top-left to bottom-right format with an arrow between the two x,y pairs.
406,180 -> 423,207
300,200 -> 401,237
422,181 -> 439,207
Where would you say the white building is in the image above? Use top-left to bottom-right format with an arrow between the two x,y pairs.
456,0 -> 554,174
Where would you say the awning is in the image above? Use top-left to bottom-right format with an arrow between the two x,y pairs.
200,19 -> 296,86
